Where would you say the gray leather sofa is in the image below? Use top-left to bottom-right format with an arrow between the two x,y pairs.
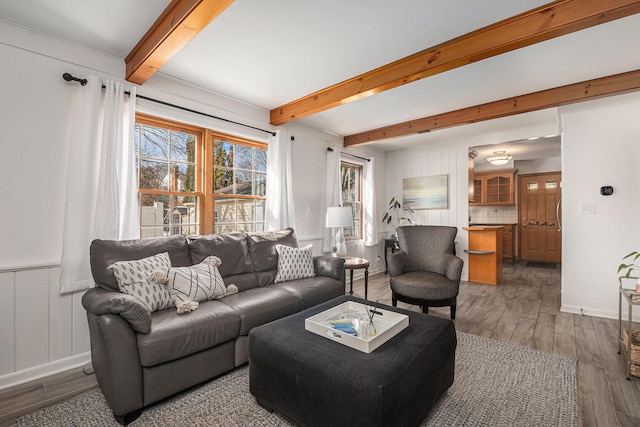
82,228 -> 345,424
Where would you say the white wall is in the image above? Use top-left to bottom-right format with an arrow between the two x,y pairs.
560,92 -> 640,320
0,21 -> 388,387
0,22 -> 126,388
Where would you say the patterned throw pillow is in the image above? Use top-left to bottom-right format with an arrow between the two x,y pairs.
274,244 -> 315,283
108,252 -> 174,313
163,256 -> 234,308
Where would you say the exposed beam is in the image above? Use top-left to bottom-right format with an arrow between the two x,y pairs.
125,0 -> 234,85
343,69 -> 640,146
270,0 -> 640,126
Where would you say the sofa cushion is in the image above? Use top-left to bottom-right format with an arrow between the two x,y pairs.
108,252 -> 174,312
218,287 -> 300,335
246,228 -> 297,272
91,235 -> 191,292
271,276 -> 345,310
188,233 -> 253,277
274,244 -> 315,283
137,300 -> 240,367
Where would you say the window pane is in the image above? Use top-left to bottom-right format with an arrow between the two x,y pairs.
343,203 -> 361,238
255,148 -> 267,172
214,197 -> 236,224
170,131 -> 193,162
527,183 -> 539,190
140,125 -> 168,159
236,171 -> 253,195
214,197 -> 265,233
545,181 -> 558,189
139,193 -> 199,238
255,199 -> 265,222
255,173 -> 266,196
140,159 -> 168,190
214,168 -> 234,194
236,145 -> 252,170
167,163 -> 196,192
214,140 -> 234,167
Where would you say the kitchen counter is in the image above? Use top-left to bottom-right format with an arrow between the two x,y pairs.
465,225 -> 505,231
469,222 -> 517,226
463,226 -> 503,285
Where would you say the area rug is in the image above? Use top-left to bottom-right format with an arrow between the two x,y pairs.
17,332 -> 578,426
526,261 -> 556,269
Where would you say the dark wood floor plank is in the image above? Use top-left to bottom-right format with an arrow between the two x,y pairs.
579,363 -> 619,427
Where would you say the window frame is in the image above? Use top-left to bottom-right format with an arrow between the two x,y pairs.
341,160 -> 363,241
135,113 -> 266,236
207,130 -> 268,234
135,114 -> 204,237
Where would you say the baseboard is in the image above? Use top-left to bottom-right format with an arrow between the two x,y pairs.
0,352 -> 91,390
561,304 -> 640,322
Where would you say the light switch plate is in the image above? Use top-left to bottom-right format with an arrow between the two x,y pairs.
580,202 -> 596,214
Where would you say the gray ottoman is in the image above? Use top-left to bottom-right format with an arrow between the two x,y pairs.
248,295 -> 456,427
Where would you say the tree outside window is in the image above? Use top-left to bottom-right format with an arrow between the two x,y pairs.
341,161 -> 362,240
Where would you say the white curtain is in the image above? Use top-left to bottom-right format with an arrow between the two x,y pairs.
59,77 -> 139,294
323,147 -> 343,252
266,130 -> 295,231
363,158 -> 378,246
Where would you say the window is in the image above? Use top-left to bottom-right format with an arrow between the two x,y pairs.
212,135 -> 267,233
134,114 -> 266,236
135,116 -> 202,238
341,161 -> 362,240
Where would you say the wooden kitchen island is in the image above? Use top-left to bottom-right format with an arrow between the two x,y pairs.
463,226 -> 504,285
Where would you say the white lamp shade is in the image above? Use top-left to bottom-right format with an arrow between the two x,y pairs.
326,206 -> 354,227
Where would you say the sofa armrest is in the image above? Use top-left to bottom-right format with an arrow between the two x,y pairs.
443,254 -> 464,282
387,251 -> 408,277
82,287 -> 152,334
313,256 -> 345,284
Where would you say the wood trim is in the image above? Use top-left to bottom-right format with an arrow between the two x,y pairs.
125,0 -> 235,84
344,69 -> 640,146
203,130 -> 215,234
270,0 -> 640,126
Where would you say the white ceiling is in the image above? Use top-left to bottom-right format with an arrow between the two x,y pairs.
1,0 -> 639,158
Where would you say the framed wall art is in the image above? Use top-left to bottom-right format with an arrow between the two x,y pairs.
402,174 -> 449,210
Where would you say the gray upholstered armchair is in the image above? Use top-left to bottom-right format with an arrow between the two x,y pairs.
387,226 -> 464,319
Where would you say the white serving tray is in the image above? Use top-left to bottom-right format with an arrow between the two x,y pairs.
305,301 -> 409,353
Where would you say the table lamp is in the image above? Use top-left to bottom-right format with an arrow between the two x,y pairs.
326,206 -> 354,257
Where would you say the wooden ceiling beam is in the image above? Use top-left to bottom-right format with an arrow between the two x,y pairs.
270,0 -> 640,126
125,0 -> 234,85
343,69 -> 640,146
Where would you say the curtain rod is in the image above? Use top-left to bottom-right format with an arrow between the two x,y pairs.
327,147 -> 370,162
62,73 -> 277,137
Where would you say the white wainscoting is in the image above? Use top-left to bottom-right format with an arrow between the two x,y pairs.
0,264 -> 90,390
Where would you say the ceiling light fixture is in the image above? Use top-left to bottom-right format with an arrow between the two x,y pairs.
485,150 -> 512,166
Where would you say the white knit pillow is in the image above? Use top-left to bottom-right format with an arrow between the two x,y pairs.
165,256 -> 233,306
274,244 -> 315,283
108,252 -> 174,313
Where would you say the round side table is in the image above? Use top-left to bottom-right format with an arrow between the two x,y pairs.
344,257 -> 370,299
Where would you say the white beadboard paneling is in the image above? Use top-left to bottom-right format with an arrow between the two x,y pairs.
15,269 -> 50,371
49,267 -> 73,361
0,272 -> 15,375
72,291 -> 90,355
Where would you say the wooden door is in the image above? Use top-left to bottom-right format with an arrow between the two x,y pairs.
519,172 -> 562,263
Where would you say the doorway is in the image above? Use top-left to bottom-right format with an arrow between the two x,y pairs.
518,172 -> 562,263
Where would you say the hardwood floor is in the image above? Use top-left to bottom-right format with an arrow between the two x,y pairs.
2,261 -> 639,426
